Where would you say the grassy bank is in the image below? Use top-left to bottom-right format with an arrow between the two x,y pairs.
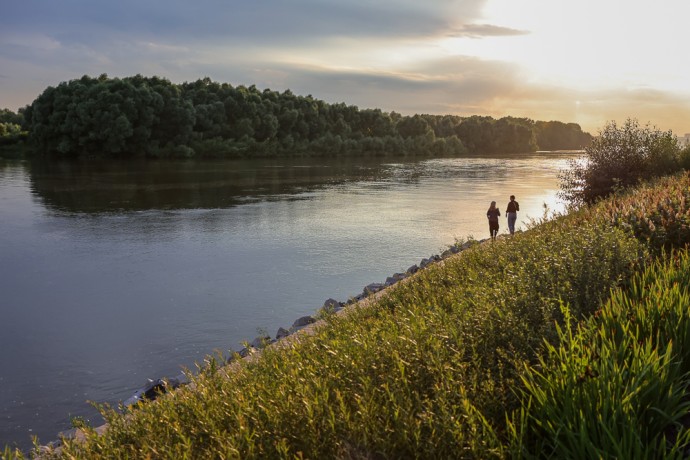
510,249 -> 690,458
8,173 -> 690,459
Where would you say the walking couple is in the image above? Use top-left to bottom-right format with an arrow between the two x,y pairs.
486,195 -> 519,241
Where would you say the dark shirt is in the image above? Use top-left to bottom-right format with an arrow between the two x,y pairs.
506,201 -> 519,213
487,208 -> 500,222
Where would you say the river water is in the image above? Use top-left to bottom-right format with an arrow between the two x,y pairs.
0,153 -> 578,450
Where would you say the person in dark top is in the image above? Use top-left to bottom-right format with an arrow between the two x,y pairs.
505,195 -> 520,235
486,201 -> 500,241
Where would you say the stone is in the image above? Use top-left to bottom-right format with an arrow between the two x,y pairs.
292,315 -> 316,329
276,327 -> 290,340
238,347 -> 250,358
124,378 -> 176,407
385,273 -> 406,286
322,298 -> 342,309
250,334 -> 271,349
363,283 -> 385,295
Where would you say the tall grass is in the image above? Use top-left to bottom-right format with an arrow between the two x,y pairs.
510,250 -> 690,459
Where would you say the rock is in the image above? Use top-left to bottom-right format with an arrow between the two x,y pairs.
227,346 -> 252,363
385,273 -> 406,286
363,283 -> 385,295
124,377 -> 180,407
419,258 -> 431,268
292,315 -> 316,329
323,298 -> 342,309
407,264 -> 419,274
57,428 -> 78,440
238,347 -> 251,358
276,327 -> 290,340
250,334 -> 271,349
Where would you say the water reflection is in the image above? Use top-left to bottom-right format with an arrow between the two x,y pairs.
26,153 -> 566,214
27,158 -> 402,213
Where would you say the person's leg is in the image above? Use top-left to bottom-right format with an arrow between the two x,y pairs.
508,213 -> 516,234
490,221 -> 498,240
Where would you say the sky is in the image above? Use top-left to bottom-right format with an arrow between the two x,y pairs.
2,0 -> 690,135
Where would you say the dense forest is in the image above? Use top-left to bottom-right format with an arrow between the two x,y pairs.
1,74 -> 592,159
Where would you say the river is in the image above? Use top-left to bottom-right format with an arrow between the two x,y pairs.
0,152 -> 579,450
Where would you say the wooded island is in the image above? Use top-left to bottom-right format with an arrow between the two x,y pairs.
1,74 -> 591,159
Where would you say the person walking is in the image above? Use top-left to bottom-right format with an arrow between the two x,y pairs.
486,201 -> 500,241
506,195 -> 519,235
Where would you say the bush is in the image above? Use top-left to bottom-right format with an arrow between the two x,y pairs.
559,119 -> 681,205
595,172 -> 690,253
679,145 -> 690,170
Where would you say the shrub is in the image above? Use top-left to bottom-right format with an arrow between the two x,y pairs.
595,172 -> 690,253
559,119 -> 681,205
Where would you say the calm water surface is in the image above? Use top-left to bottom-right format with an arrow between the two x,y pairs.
0,153 -> 577,449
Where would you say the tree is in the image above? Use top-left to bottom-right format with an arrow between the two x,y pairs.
559,118 -> 681,205
535,120 -> 592,150
23,74 -> 590,159
396,114 -> 431,139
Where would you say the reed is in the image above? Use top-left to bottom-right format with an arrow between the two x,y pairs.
510,251 -> 690,459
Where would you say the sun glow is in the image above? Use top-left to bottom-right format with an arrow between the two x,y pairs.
444,0 -> 690,94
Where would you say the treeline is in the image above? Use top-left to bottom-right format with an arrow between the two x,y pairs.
5,74 -> 592,159
0,108 -> 29,158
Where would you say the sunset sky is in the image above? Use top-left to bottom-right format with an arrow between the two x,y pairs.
2,0 -> 689,135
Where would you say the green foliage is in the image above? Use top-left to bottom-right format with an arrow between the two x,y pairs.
559,119 -> 683,204
594,172 -> 690,253
511,251 -> 690,459
26,75 -> 196,158
0,108 -> 25,126
452,116 -> 548,154
534,120 -> 592,151
679,144 -> 690,170
0,108 -> 30,158
23,75 -> 589,159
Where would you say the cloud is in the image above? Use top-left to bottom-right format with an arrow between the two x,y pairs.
220,55 -> 524,117
2,0 -> 488,47
448,23 -> 529,39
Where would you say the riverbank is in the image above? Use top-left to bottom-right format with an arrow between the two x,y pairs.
34,237 -> 480,454
9,172 -> 690,459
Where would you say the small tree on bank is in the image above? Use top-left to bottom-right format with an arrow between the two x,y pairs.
559,118 -> 681,205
